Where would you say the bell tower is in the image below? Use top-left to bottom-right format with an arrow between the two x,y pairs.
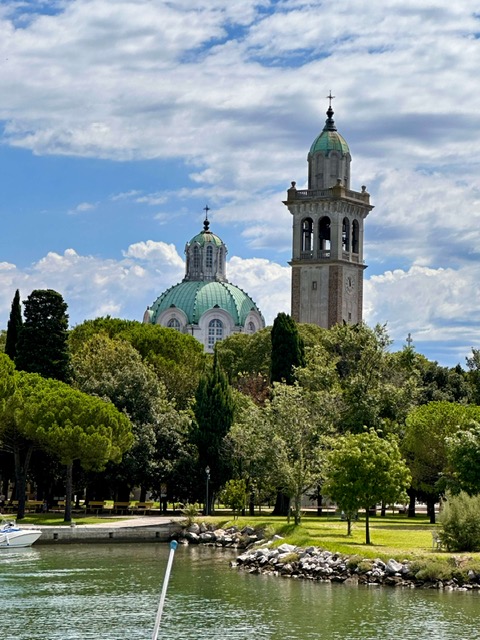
284,95 -> 373,328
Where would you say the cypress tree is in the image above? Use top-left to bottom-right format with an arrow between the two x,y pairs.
5,289 -> 23,361
193,355 -> 234,513
270,312 -> 305,385
15,289 -> 70,382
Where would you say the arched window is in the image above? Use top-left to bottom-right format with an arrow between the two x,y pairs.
206,245 -> 213,269
247,321 -> 255,334
193,246 -> 200,271
342,217 -> 350,252
302,218 -> 313,253
208,319 -> 223,349
319,217 -> 331,252
352,220 -> 359,254
167,318 -> 180,331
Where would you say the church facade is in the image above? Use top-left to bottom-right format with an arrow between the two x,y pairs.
284,101 -> 373,327
143,217 -> 265,352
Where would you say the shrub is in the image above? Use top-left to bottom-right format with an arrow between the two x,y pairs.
181,503 -> 199,528
410,560 -> 452,582
438,492 -> 480,552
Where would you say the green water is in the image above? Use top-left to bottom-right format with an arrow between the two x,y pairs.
2,543 -> 480,639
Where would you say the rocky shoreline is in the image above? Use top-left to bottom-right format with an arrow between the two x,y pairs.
177,522 -> 480,592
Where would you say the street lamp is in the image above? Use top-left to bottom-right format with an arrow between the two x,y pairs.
205,466 -> 210,516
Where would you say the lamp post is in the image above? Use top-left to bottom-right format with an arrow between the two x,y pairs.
205,466 -> 210,516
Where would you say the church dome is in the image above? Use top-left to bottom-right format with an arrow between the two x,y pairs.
143,210 -> 265,351
147,280 -> 262,326
188,229 -> 223,248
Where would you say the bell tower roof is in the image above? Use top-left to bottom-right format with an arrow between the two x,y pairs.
309,103 -> 350,157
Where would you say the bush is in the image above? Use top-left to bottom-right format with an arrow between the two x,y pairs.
438,492 -> 480,552
181,503 -> 200,528
410,560 -> 452,582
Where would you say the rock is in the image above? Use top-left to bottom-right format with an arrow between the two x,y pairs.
187,523 -> 200,534
185,531 -> 199,543
278,543 -> 296,553
385,559 -> 404,575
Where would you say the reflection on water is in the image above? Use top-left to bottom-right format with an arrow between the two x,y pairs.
2,544 -> 480,639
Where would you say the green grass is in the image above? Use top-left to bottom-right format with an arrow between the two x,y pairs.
206,512 -> 480,563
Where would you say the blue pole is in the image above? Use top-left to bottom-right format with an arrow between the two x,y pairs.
151,540 -> 178,640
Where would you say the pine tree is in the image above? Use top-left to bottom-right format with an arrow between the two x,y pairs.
5,289 -> 23,361
15,289 -> 70,382
270,312 -> 305,385
193,355 -> 234,514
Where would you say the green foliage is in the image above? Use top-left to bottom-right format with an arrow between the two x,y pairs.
193,357 -> 235,505
181,503 -> 200,527
215,329 -> 271,381
324,429 -> 411,544
438,492 -> 480,552
70,318 -> 205,409
0,353 -> 16,404
221,479 -> 247,518
445,422 -> 480,495
5,290 -> 23,361
270,313 -> 305,385
403,402 -> 480,502
71,333 -> 191,498
15,289 -> 70,382
410,560 -> 453,582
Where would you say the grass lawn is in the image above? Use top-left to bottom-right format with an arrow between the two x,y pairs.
208,512 -> 480,563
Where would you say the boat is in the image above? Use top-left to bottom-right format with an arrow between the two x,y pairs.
0,519 -> 42,548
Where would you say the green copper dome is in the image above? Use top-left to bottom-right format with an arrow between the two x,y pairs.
149,280 -> 262,326
188,230 -> 224,248
309,105 -> 350,157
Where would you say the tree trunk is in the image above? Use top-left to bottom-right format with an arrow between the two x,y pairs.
271,490 -> 290,516
317,490 -> 323,516
380,501 -> 386,517
64,462 -> 73,523
427,495 -> 436,524
407,489 -> 416,518
249,492 -> 255,516
365,509 -> 371,545
14,445 -> 33,521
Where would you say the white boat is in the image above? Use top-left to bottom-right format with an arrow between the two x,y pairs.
0,520 -> 42,548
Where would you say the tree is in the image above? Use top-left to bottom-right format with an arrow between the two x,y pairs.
71,333 -> 191,504
15,376 -> 133,522
5,290 -> 23,361
266,383 -> 333,524
324,429 -> 411,544
221,479 -> 247,519
70,317 -> 205,409
402,402 -> 480,522
15,289 -> 70,382
192,356 -> 235,514
445,421 -> 480,495
270,313 -> 305,385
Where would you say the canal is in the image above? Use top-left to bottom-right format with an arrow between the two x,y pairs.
2,543 -> 480,639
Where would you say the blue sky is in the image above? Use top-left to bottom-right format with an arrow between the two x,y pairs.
1,0 -> 480,367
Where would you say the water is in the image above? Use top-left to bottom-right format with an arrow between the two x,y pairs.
2,543 -> 480,639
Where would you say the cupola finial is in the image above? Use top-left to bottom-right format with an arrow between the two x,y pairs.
324,91 -> 337,132
203,204 -> 210,232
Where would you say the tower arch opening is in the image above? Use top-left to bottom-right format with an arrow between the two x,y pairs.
319,216 -> 331,253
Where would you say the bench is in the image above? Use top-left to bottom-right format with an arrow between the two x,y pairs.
26,500 -> 45,513
86,501 -> 106,515
431,530 -> 444,550
129,502 -> 154,515
113,501 -> 132,515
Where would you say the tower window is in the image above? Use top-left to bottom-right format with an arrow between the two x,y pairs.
342,217 -> 350,252
193,245 -> 200,270
312,281 -> 317,290
167,318 -> 181,331
247,321 -> 255,334
352,220 -> 359,254
206,245 -> 213,269
208,318 -> 223,348
319,216 -> 331,251
302,218 -> 313,252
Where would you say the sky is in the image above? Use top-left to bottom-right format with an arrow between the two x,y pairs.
1,0 -> 480,368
